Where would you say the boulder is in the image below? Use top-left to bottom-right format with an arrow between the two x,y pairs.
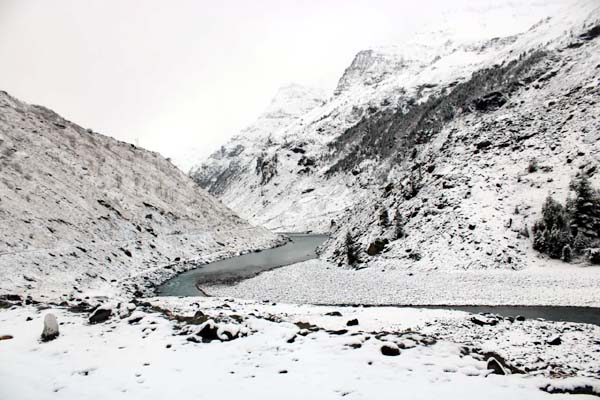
381,343 -> 400,356
470,315 -> 498,326
547,335 -> 562,346
486,357 -> 508,375
196,320 -> 220,342
325,311 -> 342,317
346,319 -> 359,326
366,239 -> 388,256
473,91 -> 508,112
41,313 -> 59,342
89,307 -> 112,324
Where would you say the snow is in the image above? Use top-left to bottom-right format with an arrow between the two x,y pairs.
2,3 -> 600,399
0,90 -> 282,302
203,258 -> 600,307
189,0 -> 600,246
2,298 -> 599,399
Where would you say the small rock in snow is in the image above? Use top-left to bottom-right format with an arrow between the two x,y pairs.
381,343 -> 400,356
346,319 -> 359,326
41,313 -> 59,342
547,336 -> 562,346
89,307 -> 112,324
486,357 -> 508,375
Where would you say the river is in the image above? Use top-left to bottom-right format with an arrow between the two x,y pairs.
156,234 -> 600,326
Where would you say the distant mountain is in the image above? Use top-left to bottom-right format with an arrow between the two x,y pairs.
190,0 -> 600,269
0,91 -> 279,300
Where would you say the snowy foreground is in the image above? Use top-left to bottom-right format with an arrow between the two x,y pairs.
1,297 -> 600,400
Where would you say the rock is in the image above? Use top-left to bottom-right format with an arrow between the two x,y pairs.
0,335 -> 13,341
366,239 -> 388,256
470,316 -> 498,326
196,320 -> 220,342
547,335 -> 562,346
325,311 -> 342,317
473,91 -> 508,112
346,319 -> 359,326
89,307 -> 112,324
515,315 -> 525,322
486,357 -> 508,375
381,343 -> 400,356
41,313 -> 59,342
0,294 -> 22,302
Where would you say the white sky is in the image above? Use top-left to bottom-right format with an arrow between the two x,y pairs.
0,0 -> 569,167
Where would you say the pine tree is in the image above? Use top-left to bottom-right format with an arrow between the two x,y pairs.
573,231 -> 591,252
379,208 -> 390,227
562,244 -> 573,262
569,174 -> 600,238
394,210 -> 405,239
345,231 -> 358,265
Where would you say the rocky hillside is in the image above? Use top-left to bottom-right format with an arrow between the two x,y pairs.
191,1 -> 600,268
0,91 -> 280,301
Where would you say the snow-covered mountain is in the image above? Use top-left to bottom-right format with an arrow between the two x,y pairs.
0,91 -> 280,301
190,0 -> 600,268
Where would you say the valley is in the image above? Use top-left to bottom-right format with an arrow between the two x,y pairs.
2,1 -> 600,399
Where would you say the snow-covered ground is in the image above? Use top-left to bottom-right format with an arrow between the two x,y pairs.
202,258 -> 600,307
2,297 -> 599,400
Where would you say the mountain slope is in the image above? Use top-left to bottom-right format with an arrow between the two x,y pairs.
0,91 -> 280,300
191,1 -> 600,269
191,1 -> 600,235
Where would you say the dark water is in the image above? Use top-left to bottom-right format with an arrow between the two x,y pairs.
156,233 -> 329,296
156,233 -> 599,326
431,305 -> 600,326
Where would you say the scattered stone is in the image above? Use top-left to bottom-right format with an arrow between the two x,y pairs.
380,343 -> 400,356
547,336 -> 562,346
196,320 -> 220,342
486,357 -> 508,375
515,315 -> 525,322
346,319 -> 359,326
0,335 -> 13,341
325,311 -> 342,317
470,316 -> 498,326
89,307 -> 112,324
41,313 -> 59,342
366,239 -> 388,256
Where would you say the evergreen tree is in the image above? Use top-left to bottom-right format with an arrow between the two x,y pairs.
562,244 -> 573,262
569,174 -> 600,238
379,208 -> 390,227
394,210 -> 405,239
345,231 -> 358,265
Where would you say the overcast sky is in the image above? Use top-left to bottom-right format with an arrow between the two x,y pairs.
0,0 -> 568,168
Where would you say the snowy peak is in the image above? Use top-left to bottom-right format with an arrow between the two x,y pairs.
262,84 -> 327,121
333,50 -> 406,96
238,84 -> 326,140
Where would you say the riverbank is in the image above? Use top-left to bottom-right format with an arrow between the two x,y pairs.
156,234 -> 327,296
201,258 -> 600,307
